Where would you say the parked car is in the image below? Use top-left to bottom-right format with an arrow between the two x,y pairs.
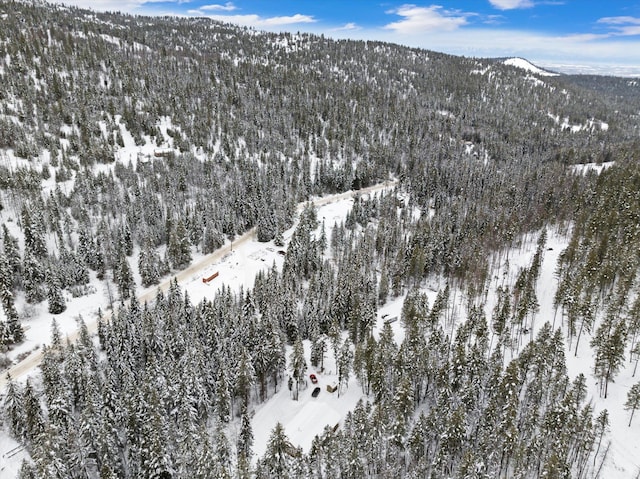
310,373 -> 318,384
312,387 -> 321,398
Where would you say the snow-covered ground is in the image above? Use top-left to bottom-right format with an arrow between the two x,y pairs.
484,229 -> 640,477
248,340 -> 360,459
239,218 -> 640,476
2,180 -> 640,477
0,183 -> 395,475
571,161 -> 615,175
503,57 -> 559,77
546,112 -> 610,134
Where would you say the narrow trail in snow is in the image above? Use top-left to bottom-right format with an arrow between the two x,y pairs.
0,180 -> 397,391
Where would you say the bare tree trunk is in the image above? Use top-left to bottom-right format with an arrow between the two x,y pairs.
594,442 -> 610,479
575,320 -> 584,357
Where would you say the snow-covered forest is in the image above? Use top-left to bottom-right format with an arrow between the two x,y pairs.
1,1 -> 640,477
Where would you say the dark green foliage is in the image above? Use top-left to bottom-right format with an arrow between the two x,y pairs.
21,205 -> 47,259
591,313 -> 626,398
46,268 -> 66,314
167,219 -> 192,270
138,242 -> 161,287
22,249 -> 46,303
3,374 -> 26,440
625,382 -> 640,426
114,253 -> 135,301
283,204 -> 321,281
256,422 -> 301,479
2,224 -> 22,287
0,252 -> 25,345
289,337 -> 307,401
201,222 -> 224,255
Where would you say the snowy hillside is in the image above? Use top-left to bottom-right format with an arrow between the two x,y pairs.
4,185 -> 639,478
504,57 -> 559,76
2,1 -> 640,478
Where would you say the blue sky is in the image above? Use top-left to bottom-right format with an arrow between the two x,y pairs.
61,1 -> 640,75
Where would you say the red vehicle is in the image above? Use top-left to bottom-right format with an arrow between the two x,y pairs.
310,373 -> 318,384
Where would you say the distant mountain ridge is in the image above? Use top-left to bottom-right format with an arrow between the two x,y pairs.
0,0 -> 636,170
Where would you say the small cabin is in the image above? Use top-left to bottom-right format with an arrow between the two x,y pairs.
154,148 -> 172,158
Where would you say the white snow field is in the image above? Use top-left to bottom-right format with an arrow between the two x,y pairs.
503,57 -> 559,77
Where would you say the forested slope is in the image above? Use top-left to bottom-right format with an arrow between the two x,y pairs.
1,1 -> 640,477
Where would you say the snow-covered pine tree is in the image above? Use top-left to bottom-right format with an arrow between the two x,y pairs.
625,382 -> 640,427
0,252 -> 25,344
289,337 -> 307,401
46,268 -> 66,315
167,219 -> 192,270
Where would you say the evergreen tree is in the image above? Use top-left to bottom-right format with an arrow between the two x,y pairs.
625,382 -> 640,427
0,252 -> 24,344
3,374 -> 26,440
258,422 -> 296,479
138,242 -> 161,287
592,409 -> 609,465
17,461 -> 37,479
591,314 -> 627,398
23,379 -> 45,443
22,248 -> 46,303
237,407 -> 254,479
46,268 -> 66,315
256,204 -> 277,242
310,334 -> 327,371
201,222 -> 224,254
167,219 -> 192,270
21,205 -> 47,259
2,224 -> 22,286
289,337 -> 307,400
273,229 -> 285,248
213,421 -> 232,478
235,347 -> 255,412
215,367 -> 232,423
337,338 -> 353,397
115,253 -> 135,301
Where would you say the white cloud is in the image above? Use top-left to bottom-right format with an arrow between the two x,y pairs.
562,33 -> 611,42
618,26 -> 640,36
203,13 -> 316,27
596,16 -> 640,37
199,2 -> 237,12
58,0 -> 145,11
333,22 -> 360,32
488,0 -> 534,10
324,23 -> 640,76
484,14 -> 506,25
57,0 -> 187,14
598,16 -> 640,26
384,5 -> 468,34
